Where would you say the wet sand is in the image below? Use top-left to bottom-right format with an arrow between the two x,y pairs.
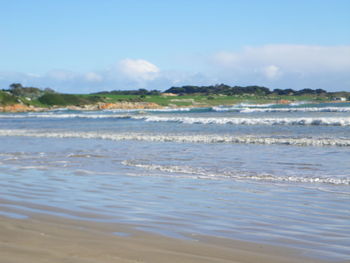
0,214 -> 332,263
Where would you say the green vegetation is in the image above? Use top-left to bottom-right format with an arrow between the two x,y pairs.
0,90 -> 19,105
94,88 -> 160,96
164,84 -> 329,97
85,93 -> 329,107
9,83 -> 48,99
1,83 -> 349,110
1,83 -> 105,107
38,93 -> 101,106
165,84 -> 271,96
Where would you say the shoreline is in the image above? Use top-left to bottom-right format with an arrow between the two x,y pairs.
0,213 -> 333,263
0,102 -> 165,113
0,100 -> 347,113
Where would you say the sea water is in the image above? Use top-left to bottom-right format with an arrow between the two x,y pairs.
0,102 -> 349,260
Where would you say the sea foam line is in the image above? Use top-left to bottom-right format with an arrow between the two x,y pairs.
1,129 -> 350,147
122,161 -> 350,185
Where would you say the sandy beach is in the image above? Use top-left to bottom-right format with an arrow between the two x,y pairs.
2,1 -> 350,262
0,213 -> 332,263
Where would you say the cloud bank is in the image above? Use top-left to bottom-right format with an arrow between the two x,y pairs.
213,45 -> 350,71
211,45 -> 350,90
0,45 -> 349,93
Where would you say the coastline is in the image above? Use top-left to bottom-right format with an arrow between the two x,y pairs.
0,100 -> 345,113
0,213 -> 332,263
0,102 -> 164,113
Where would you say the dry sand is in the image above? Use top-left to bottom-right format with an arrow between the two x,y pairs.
0,213 -> 333,263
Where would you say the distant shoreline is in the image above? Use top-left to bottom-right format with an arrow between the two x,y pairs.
1,83 -> 349,113
1,99 -> 349,113
0,101 -> 164,113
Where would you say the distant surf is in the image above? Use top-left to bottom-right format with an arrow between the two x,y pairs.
2,113 -> 350,126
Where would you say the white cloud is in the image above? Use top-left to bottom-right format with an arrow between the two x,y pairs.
46,70 -> 77,81
85,72 -> 103,82
211,45 -> 350,90
26,73 -> 41,78
1,47 -> 350,93
0,59 -> 163,93
263,65 -> 280,80
213,51 -> 238,67
213,45 -> 350,73
118,58 -> 160,81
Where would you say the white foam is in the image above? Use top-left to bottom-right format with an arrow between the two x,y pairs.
236,103 -> 275,108
212,106 -> 350,113
133,116 -> 350,126
288,101 -> 309,106
122,161 -> 350,185
239,107 -> 350,113
1,129 -> 350,147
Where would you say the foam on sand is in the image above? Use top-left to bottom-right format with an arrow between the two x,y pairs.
122,161 -> 350,185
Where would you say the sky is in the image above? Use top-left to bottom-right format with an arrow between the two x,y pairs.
1,0 -> 350,93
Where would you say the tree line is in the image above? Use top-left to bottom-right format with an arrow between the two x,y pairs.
94,89 -> 160,96
164,84 -> 328,96
1,82 -> 344,99
5,83 -> 55,99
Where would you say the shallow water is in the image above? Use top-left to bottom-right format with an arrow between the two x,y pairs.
0,102 -> 350,260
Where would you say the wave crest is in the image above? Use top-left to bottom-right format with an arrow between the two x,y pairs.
212,106 -> 350,113
1,129 -> 350,147
133,116 -> 350,126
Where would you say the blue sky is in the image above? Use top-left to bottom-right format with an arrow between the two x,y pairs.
1,0 -> 349,92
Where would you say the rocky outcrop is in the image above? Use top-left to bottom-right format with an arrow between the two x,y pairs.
97,102 -> 162,110
277,99 -> 291,104
66,102 -> 162,111
0,104 -> 45,112
0,102 -> 163,112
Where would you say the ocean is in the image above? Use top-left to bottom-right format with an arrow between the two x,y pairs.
1,102 -> 349,260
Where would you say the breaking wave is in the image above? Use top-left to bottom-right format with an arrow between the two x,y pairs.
1,129 -> 350,147
133,116 -> 350,126
212,106 -> 350,113
248,107 -> 350,113
122,161 -> 350,185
